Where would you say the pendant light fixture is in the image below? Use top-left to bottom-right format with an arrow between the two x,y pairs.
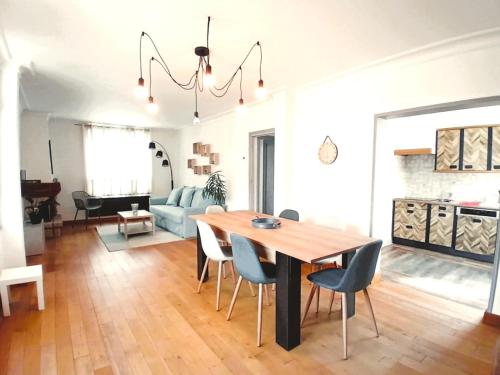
136,17 -> 266,123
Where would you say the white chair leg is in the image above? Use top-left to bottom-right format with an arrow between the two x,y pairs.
197,258 -> 210,293
342,293 -> 348,360
0,284 -> 11,317
264,284 -> 270,306
227,276 -> 243,320
301,285 -> 317,327
248,281 -> 256,297
36,278 -> 45,311
363,289 -> 379,337
216,261 -> 223,311
257,283 -> 263,347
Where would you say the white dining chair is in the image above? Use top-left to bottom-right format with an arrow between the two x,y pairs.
205,205 -> 229,277
196,220 -> 256,310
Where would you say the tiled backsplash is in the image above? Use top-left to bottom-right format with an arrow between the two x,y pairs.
398,155 -> 500,203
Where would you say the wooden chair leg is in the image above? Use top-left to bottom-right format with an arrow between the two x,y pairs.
342,293 -> 348,360
257,283 -> 263,347
301,284 -> 317,327
328,290 -> 336,315
229,261 -> 236,284
216,261 -> 223,311
197,258 -> 210,293
363,288 -> 379,337
272,283 -> 275,291
222,262 -> 227,279
264,284 -> 270,306
248,282 -> 256,297
315,286 -> 320,314
227,276 -> 243,320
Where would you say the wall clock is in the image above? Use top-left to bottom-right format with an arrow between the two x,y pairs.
318,136 -> 338,164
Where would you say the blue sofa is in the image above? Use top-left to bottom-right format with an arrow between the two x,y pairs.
149,187 -> 217,238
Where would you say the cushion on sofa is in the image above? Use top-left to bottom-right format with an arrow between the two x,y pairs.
179,187 -> 196,208
149,205 -> 184,224
191,188 -> 217,209
166,187 -> 184,206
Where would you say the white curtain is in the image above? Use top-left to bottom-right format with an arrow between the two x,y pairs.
83,125 -> 152,196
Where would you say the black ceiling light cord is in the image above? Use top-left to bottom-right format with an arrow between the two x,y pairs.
148,141 -> 174,190
137,16 -> 265,123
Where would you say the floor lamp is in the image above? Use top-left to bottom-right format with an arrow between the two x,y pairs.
149,141 -> 174,190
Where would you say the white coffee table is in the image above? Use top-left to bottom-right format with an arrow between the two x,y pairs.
117,210 -> 155,240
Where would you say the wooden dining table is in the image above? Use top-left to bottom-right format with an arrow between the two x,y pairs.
191,210 -> 376,351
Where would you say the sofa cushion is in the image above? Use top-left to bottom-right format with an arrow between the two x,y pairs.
166,187 -> 184,206
150,205 -> 184,224
179,187 -> 196,208
191,188 -> 217,209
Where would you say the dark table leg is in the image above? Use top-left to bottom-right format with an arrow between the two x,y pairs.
196,227 -> 208,282
275,252 -> 302,351
342,251 -> 356,318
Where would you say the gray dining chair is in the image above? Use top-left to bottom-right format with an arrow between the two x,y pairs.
72,191 -> 103,228
226,233 -> 276,347
302,240 -> 383,359
279,209 -> 299,221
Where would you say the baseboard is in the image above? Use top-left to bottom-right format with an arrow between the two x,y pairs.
483,311 -> 500,328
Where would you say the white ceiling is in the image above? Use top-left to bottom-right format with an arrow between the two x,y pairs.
3,0 -> 500,128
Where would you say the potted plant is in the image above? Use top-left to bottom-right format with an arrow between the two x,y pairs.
202,170 -> 227,206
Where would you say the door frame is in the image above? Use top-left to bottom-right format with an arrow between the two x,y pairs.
249,128 -> 275,212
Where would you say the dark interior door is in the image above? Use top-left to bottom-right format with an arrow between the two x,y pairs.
262,136 -> 275,215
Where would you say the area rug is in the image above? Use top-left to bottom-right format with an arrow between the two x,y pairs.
96,223 -> 182,252
381,245 -> 493,309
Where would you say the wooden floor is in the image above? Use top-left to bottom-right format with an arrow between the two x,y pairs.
0,226 -> 498,375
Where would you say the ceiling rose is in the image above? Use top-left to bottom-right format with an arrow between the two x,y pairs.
135,17 -> 267,123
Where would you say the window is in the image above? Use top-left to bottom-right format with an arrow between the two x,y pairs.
83,125 -> 152,196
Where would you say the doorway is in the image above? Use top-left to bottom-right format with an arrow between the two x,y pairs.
249,129 -> 275,214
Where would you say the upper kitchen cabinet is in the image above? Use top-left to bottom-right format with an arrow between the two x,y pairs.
462,127 -> 488,171
435,125 -> 499,172
435,129 -> 460,171
491,126 -> 500,170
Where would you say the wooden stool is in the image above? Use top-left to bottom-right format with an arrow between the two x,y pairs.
0,265 -> 44,316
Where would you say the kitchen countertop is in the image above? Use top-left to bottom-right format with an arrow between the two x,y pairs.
393,197 -> 500,211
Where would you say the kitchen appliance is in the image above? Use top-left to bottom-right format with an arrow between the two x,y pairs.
455,207 -> 498,259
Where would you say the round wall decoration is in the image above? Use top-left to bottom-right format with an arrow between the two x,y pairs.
318,136 -> 338,164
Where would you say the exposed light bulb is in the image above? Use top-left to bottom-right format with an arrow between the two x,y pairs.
203,64 -> 216,87
237,98 -> 248,113
255,79 -> 267,99
147,96 -> 158,114
193,111 -> 201,124
135,77 -> 147,99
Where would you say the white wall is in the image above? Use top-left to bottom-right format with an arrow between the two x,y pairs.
175,92 -> 288,212
0,62 -> 26,268
175,32 -> 500,314
20,111 -> 52,181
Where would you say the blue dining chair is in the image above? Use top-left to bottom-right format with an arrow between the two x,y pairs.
226,233 -> 277,347
302,240 -> 383,359
279,209 -> 299,221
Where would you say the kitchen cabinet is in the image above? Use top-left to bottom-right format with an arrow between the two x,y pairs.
435,129 -> 460,171
462,127 -> 488,171
491,126 -> 500,170
393,201 -> 427,242
428,204 -> 454,247
455,208 -> 497,256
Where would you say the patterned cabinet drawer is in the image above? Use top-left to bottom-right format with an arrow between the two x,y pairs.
462,127 -> 488,171
429,205 -> 454,247
491,127 -> 500,170
393,205 -> 428,242
393,222 -> 426,242
436,129 -> 460,171
394,200 -> 427,211
455,215 -> 497,255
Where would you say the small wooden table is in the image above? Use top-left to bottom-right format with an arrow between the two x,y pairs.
191,210 -> 376,351
117,210 -> 155,240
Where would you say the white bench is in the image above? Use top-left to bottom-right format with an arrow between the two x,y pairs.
0,265 -> 44,317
